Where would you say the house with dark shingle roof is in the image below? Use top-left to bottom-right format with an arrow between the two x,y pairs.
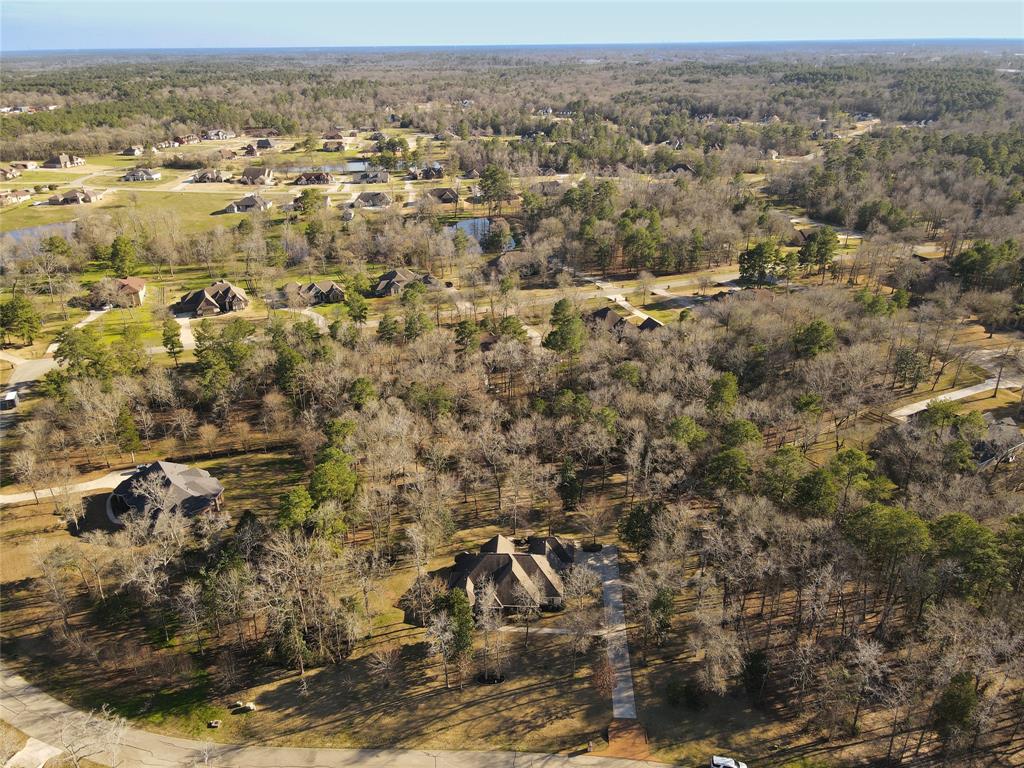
48,188 -> 102,205
373,267 -> 440,297
295,171 -> 334,185
176,281 -> 250,316
427,187 -> 459,204
296,280 -> 345,305
192,169 -> 231,183
354,191 -> 391,208
110,461 -> 224,524
43,153 -> 85,168
447,534 -> 576,611
224,194 -> 272,213
239,167 -> 274,185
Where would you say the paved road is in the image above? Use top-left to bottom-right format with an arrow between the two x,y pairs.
581,547 -> 638,720
0,468 -> 130,507
0,666 -> 660,768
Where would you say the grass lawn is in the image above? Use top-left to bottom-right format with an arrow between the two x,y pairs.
87,302 -> 163,347
0,201 -> 82,232
0,170 -> 89,184
0,721 -> 28,764
96,191 -> 248,233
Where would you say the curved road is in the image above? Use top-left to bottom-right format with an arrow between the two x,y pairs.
0,666 -> 661,768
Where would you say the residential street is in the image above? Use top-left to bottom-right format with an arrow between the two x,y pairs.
0,665 -> 660,768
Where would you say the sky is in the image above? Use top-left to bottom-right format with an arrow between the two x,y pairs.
2,0 -> 1022,52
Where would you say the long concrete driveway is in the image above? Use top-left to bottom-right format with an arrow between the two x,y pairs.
0,666 -> 660,768
889,376 -> 1023,421
581,547 -> 638,720
0,469 -> 130,507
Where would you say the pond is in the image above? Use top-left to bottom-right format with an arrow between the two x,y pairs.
1,220 -> 77,247
449,216 -> 491,242
447,217 -> 516,251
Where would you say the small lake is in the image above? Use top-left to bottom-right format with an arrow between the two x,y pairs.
277,161 -> 368,173
1,220 -> 76,247
447,217 -> 516,251
450,217 -> 491,242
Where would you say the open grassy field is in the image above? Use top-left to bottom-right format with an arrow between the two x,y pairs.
0,170 -> 90,184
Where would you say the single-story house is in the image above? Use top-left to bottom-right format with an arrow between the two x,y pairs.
224,194 -> 272,213
668,162 -> 697,175
174,134 -> 201,145
202,129 -> 236,141
10,161 -> 39,170
122,146 -> 144,156
283,193 -> 331,212
464,168 -> 480,179
354,191 -> 391,208
295,171 -> 334,185
256,138 -> 274,150
0,167 -> 22,181
357,170 -> 389,184
374,267 -> 440,297
427,187 -> 459,204
296,280 -> 345,305
534,181 -> 564,197
192,169 -> 230,183
0,190 -> 32,206
637,316 -> 665,332
588,307 -> 638,340
447,534 -> 576,611
49,188 -> 101,205
43,154 -> 85,168
241,144 -> 261,157
407,164 -> 444,180
122,168 -> 161,182
239,167 -> 274,185
116,276 -> 147,306
322,141 -> 346,152
110,460 -> 224,523
177,281 -> 250,316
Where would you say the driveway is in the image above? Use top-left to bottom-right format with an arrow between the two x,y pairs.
580,547 -> 638,720
0,665 -> 660,768
0,468 -> 131,507
889,376 -> 1022,421
4,737 -> 61,768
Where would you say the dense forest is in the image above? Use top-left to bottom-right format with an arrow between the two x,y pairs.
1,42 -> 1023,767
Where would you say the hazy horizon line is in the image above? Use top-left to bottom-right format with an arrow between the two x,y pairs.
5,36 -> 1023,56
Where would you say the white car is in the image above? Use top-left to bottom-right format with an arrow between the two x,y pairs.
711,758 -> 748,768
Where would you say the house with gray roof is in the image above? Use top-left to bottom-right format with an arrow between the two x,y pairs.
296,280 -> 345,305
447,534 -> 576,611
239,167 -> 274,185
224,194 -> 272,213
373,267 -> 440,297
176,281 -> 249,316
110,460 -> 224,523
